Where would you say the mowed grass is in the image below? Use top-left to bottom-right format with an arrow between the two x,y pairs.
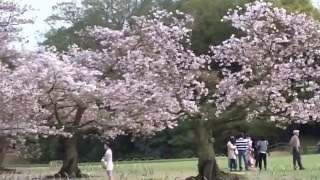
3,153 -> 320,179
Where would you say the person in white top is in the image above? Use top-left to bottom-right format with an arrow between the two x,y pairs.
227,136 -> 238,171
101,143 -> 114,180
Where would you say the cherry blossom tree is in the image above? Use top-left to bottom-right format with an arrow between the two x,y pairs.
86,10 -> 209,133
8,1 -> 314,179
11,48 -> 109,176
85,10 -> 234,179
0,0 -> 36,135
0,0 -> 34,169
11,10 -> 210,177
212,1 -> 320,123
22,1 -> 320,179
0,63 -> 14,168
10,14 -> 210,173
0,0 -> 30,41
0,52 -> 68,169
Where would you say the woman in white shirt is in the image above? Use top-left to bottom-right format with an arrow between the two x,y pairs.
101,143 -> 114,180
227,136 -> 238,171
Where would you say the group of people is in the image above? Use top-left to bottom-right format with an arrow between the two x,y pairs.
227,132 -> 268,171
99,130 -> 305,179
227,130 -> 305,171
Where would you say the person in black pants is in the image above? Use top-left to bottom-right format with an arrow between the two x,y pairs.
252,138 -> 260,168
257,136 -> 268,170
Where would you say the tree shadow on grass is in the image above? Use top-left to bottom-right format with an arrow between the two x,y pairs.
0,167 -> 18,174
45,173 -> 90,179
186,171 -> 247,180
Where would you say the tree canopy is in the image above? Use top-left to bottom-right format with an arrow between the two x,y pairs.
213,1 -> 320,123
2,0 -> 320,179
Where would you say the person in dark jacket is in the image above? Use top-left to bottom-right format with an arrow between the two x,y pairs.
252,138 -> 260,168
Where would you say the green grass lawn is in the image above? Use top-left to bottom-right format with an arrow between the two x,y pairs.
113,153 -> 320,179
2,153 -> 320,179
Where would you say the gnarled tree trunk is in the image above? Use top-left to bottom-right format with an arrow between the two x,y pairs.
192,120 -> 228,180
0,137 -> 8,169
57,136 -> 81,178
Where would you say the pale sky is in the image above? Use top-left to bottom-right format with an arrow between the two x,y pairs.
13,0 -> 75,50
13,0 -> 320,50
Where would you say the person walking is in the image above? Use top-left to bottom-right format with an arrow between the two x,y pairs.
289,130 -> 305,170
236,133 -> 249,171
227,136 -> 238,171
257,136 -> 268,171
101,143 -> 114,180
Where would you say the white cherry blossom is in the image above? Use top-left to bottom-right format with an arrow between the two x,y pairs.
212,1 -> 320,123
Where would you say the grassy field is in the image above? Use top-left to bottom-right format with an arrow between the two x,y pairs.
2,153 -> 320,179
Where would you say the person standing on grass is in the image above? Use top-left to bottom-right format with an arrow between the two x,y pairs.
257,136 -> 269,171
289,130 -> 305,170
253,138 -> 260,168
227,136 -> 238,171
246,136 -> 254,167
236,133 -> 249,171
316,140 -> 320,153
101,143 -> 114,180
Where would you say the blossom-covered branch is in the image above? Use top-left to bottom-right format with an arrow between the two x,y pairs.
86,10 -> 209,136
212,1 -> 320,123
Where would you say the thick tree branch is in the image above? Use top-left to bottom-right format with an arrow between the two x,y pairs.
73,106 -> 86,126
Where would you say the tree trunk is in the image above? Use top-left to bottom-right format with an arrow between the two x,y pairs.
192,120 -> 228,180
0,137 -> 8,169
57,136 -> 81,178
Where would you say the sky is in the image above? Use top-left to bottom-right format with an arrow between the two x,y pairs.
13,0 -> 320,50
13,0 -> 75,50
